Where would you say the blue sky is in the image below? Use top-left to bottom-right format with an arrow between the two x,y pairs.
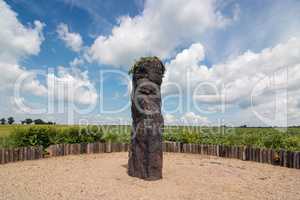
1,0 -> 300,126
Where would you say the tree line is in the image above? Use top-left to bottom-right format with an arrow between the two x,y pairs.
0,117 -> 55,125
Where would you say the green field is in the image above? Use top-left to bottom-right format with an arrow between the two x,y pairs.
0,125 -> 19,137
0,125 -> 300,151
0,125 -> 71,137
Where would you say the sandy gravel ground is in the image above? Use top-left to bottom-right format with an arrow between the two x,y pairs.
0,153 -> 299,200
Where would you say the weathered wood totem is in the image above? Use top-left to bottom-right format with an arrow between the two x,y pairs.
128,57 -> 165,180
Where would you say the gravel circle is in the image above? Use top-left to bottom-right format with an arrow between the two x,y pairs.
0,152 -> 299,200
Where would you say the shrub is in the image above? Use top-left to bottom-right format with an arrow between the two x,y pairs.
10,126 -> 51,148
282,136 -> 300,151
2,125 -> 300,151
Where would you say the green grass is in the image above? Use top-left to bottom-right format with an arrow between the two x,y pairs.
0,125 -> 16,137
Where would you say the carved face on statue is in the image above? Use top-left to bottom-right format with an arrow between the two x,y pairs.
132,58 -> 165,116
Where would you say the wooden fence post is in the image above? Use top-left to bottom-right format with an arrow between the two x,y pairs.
261,149 -> 265,163
172,142 -> 175,152
287,151 -> 293,168
283,150 -> 288,167
31,147 -> 35,160
39,146 -> 43,159
293,152 -> 299,169
26,147 -> 31,160
94,142 -> 99,153
242,146 -> 247,161
296,152 -> 300,169
69,144 -> 74,155
183,144 -> 187,153
105,142 -> 112,153
56,144 -> 60,156
25,147 -> 29,160
8,148 -> 13,162
208,145 -> 212,155
0,149 -> 3,164
87,143 -> 91,154
164,142 -> 167,152
111,143 -> 115,152
99,143 -> 103,153
225,145 -> 228,158
13,148 -> 18,162
33,147 -> 37,159
189,144 -> 192,153
66,144 -> 71,155
176,142 -> 180,153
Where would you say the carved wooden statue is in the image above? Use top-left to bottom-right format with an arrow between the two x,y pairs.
128,57 -> 165,180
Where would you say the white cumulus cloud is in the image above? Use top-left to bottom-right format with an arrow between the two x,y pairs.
163,37 -> 300,126
0,0 -> 44,63
164,112 -> 210,125
0,1 -> 96,108
0,0 -> 46,95
57,23 -> 83,52
69,57 -> 84,67
47,67 -> 98,105
89,0 -> 237,68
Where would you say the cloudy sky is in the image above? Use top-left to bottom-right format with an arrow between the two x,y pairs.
1,0 -> 300,126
